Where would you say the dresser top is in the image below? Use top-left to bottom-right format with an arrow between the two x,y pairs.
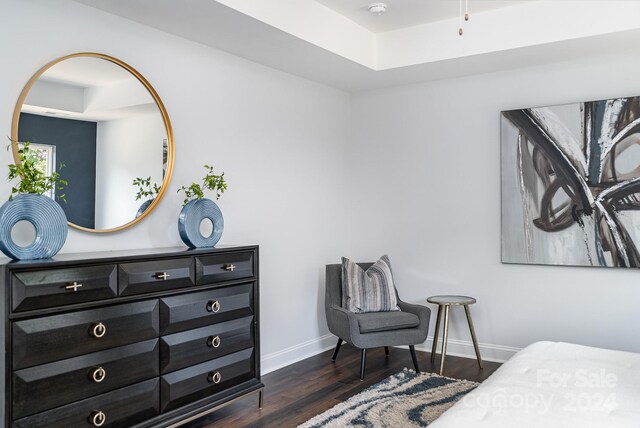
0,245 -> 258,269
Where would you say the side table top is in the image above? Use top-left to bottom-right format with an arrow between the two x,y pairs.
427,295 -> 476,305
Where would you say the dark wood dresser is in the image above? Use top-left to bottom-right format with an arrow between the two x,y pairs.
0,245 -> 262,427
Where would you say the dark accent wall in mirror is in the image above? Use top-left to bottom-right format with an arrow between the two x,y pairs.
11,53 -> 174,233
18,112 -> 97,228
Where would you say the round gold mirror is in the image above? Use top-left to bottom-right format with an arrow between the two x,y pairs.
11,53 -> 174,233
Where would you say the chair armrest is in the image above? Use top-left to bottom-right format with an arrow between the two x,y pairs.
398,301 -> 431,332
326,304 -> 360,345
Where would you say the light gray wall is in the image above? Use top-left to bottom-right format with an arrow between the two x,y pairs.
95,113 -> 165,230
3,0 -> 640,391
0,0 -> 349,374
347,51 -> 640,359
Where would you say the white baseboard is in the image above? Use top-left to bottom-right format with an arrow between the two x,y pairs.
261,333 -> 337,374
414,336 -> 521,363
261,334 -> 521,375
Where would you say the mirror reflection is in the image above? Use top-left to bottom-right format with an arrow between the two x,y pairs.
13,54 -> 172,232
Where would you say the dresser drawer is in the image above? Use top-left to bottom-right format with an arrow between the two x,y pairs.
13,378 -> 160,428
13,300 -> 159,370
12,265 -> 118,312
195,251 -> 254,285
119,257 -> 195,296
159,283 -> 253,335
160,316 -> 254,373
13,339 -> 159,419
160,347 -> 254,412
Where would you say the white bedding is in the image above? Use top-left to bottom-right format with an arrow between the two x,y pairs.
431,341 -> 640,428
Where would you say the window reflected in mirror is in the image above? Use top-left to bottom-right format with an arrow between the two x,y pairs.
18,142 -> 56,199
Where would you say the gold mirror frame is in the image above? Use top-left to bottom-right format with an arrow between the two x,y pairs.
11,52 -> 174,233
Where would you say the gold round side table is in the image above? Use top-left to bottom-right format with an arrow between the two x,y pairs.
427,295 -> 483,375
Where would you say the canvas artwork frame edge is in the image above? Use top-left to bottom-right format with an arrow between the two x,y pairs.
500,93 -> 640,269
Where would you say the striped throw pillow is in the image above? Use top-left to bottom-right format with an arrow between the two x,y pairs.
341,255 -> 400,313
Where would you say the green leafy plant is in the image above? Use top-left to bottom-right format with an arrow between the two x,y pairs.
132,176 -> 161,201
7,141 -> 67,202
177,165 -> 227,206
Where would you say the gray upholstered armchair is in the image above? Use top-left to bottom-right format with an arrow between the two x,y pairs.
325,262 -> 431,380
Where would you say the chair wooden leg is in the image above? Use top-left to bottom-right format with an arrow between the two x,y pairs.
409,345 -> 420,373
360,349 -> 367,380
384,346 -> 389,356
332,338 -> 343,361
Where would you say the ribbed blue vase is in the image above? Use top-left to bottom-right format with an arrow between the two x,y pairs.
0,194 -> 68,260
178,198 -> 224,248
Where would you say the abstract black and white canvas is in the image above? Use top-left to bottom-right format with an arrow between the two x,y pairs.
501,97 -> 640,267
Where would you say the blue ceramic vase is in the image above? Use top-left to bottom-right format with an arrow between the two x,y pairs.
0,194 -> 68,260
136,199 -> 154,218
178,198 -> 224,248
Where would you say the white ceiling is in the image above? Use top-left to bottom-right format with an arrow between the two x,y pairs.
71,0 -> 640,92
315,0 -> 533,33
42,57 -> 135,87
24,56 -> 156,121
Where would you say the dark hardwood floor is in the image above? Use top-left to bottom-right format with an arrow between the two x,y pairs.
184,344 -> 501,428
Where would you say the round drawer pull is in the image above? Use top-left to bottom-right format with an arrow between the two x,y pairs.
207,371 -> 222,384
91,410 -> 106,427
206,300 -> 221,313
91,322 -> 107,338
91,367 -> 106,383
207,335 -> 221,348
